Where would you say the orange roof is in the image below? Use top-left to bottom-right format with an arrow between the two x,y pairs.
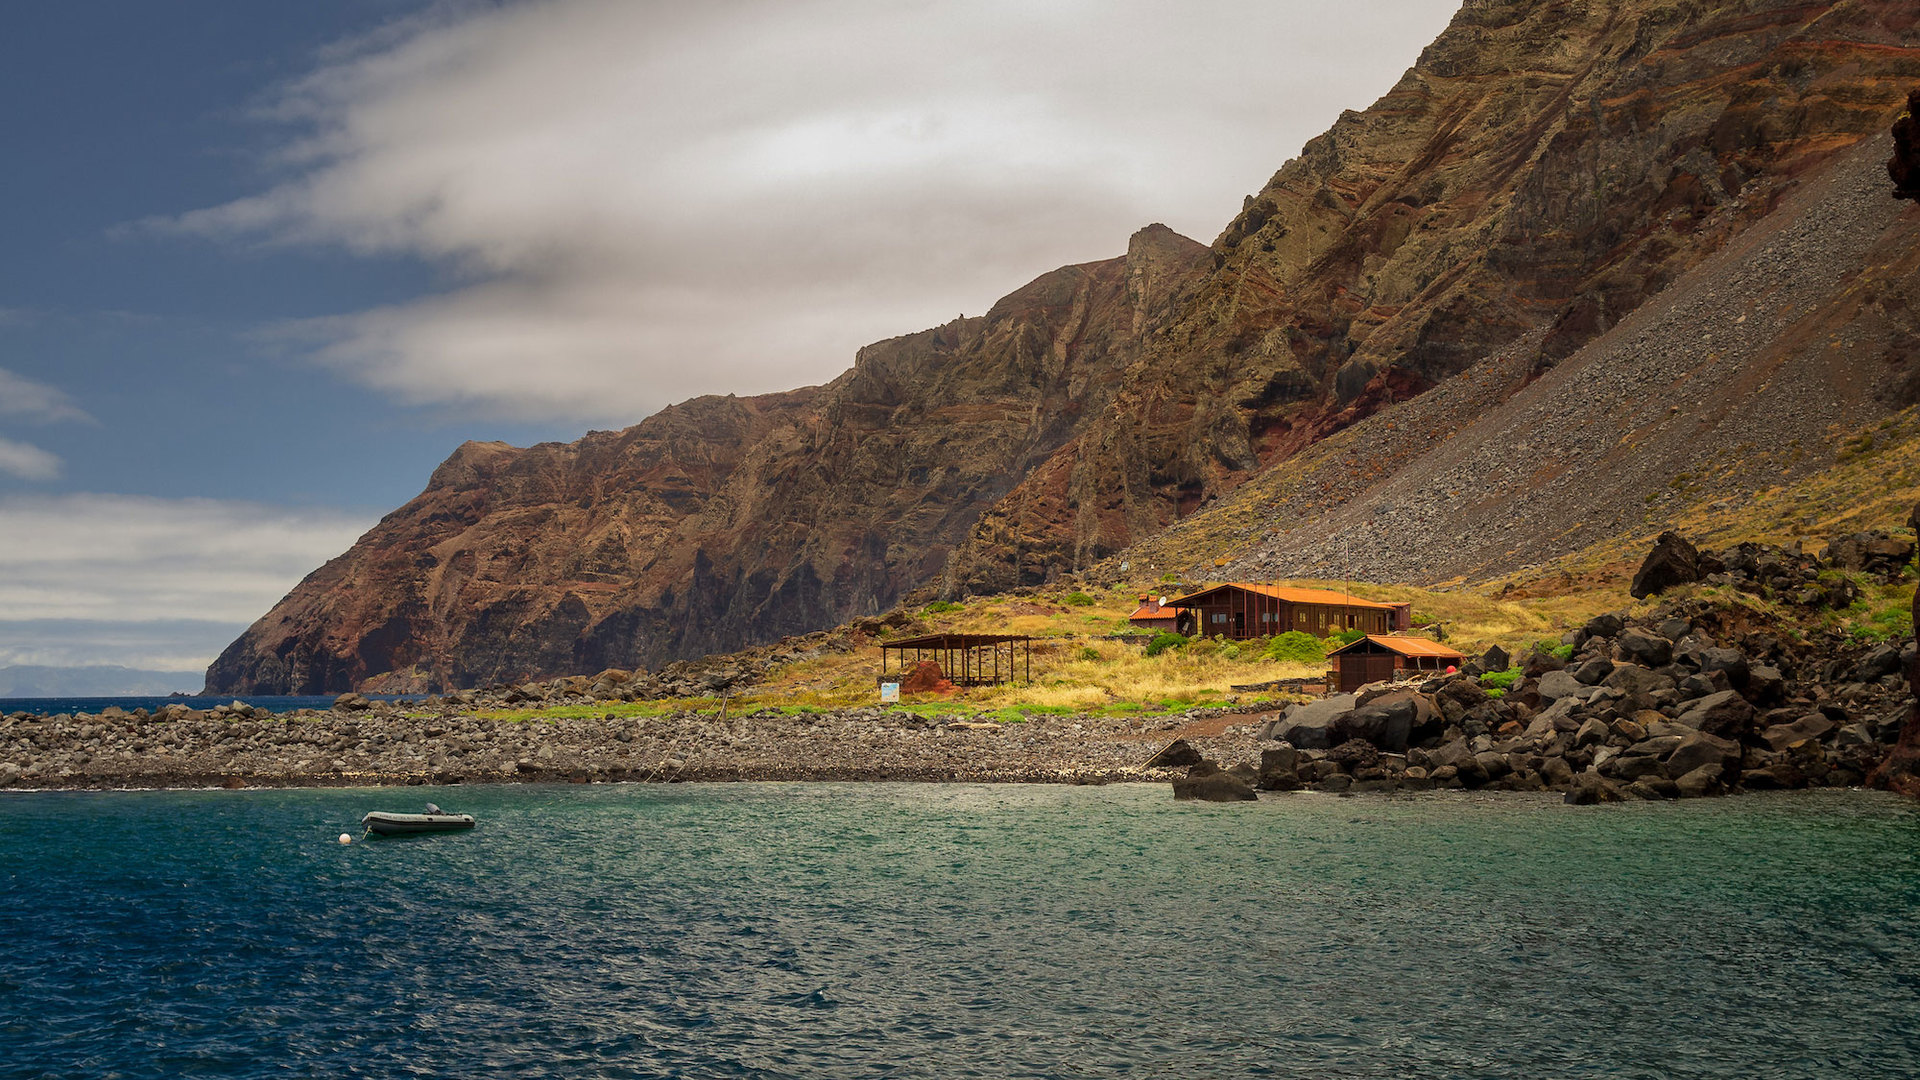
1164,582 -> 1399,611
1129,607 -> 1177,622
1328,634 -> 1466,659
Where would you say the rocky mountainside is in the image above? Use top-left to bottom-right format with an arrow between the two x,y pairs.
943,0 -> 1920,592
207,227 -> 1209,693
210,0 -> 1920,694
1102,133 -> 1920,588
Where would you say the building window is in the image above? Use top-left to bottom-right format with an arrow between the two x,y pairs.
1211,613 -> 1227,625
1262,611 -> 1277,623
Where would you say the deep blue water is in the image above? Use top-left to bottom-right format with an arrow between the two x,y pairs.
3,784 -> 1918,1079
0,694 -> 422,716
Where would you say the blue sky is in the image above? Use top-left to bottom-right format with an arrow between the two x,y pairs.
0,0 -> 1456,675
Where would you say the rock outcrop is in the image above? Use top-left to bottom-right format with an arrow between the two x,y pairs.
1892,88 -> 1920,199
208,227 -> 1209,692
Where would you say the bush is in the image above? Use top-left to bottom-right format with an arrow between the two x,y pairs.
1330,628 -> 1367,647
1550,642 -> 1574,661
1065,591 -> 1095,607
1261,631 -> 1327,664
922,600 -> 962,615
1077,646 -> 1101,662
1481,667 -> 1521,691
1144,632 -> 1189,658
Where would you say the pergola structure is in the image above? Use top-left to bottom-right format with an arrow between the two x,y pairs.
880,632 -> 1032,687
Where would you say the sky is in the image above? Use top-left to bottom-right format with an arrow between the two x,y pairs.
0,0 -> 1458,678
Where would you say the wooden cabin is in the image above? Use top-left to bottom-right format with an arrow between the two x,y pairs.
1127,594 -> 1180,633
1328,635 -> 1466,692
1164,583 -> 1398,641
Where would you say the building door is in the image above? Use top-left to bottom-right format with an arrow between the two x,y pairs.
1339,653 -> 1396,692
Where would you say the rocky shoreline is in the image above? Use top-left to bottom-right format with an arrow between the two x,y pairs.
0,701 -> 1266,791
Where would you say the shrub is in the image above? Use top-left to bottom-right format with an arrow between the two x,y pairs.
1065,592 -> 1095,607
1077,646 -> 1101,662
1481,667 -> 1522,691
1220,643 -> 1242,660
922,600 -> 962,615
1550,643 -> 1574,661
1261,631 -> 1327,664
1331,628 -> 1367,646
1144,632 -> 1189,658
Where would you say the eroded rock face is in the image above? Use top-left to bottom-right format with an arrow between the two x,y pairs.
1892,89 -> 1920,200
206,227 -> 1210,693
945,0 -> 1920,591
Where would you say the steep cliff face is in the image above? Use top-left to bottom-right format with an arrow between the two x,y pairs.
943,0 -> 1920,593
207,226 -> 1209,692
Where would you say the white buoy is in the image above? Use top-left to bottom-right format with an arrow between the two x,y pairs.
338,833 -> 352,844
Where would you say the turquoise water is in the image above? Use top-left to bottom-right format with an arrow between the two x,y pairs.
2,784 -> 1917,1079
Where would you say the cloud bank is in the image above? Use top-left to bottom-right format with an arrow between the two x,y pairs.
0,494 -> 377,670
170,0 -> 1455,423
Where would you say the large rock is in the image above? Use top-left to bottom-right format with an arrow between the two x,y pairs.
1630,532 -> 1701,599
1144,739 -> 1203,768
1275,694 -> 1357,750
1331,699 -> 1416,753
1614,628 -> 1673,668
1663,730 -> 1740,781
1601,663 -> 1674,697
1258,747 -> 1303,791
1172,769 -> 1258,802
1537,670 -> 1585,702
1762,713 -> 1836,751
1674,690 -> 1757,739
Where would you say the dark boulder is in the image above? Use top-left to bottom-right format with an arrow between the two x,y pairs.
1674,690 -> 1757,739
1172,769 -> 1258,802
1614,628 -> 1674,668
1480,645 -> 1510,672
1663,730 -> 1740,781
1275,694 -> 1357,750
1331,699 -> 1416,752
1630,532 -> 1702,599
1855,644 -> 1902,683
1584,613 -> 1626,639
1144,739 -> 1203,768
1258,747 -> 1303,791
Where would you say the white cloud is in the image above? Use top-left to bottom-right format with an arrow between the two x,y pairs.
0,437 -> 63,481
0,494 -> 377,626
0,619 -> 241,673
0,367 -> 92,424
166,0 -> 1457,422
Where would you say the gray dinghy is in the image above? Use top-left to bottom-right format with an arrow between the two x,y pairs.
361,803 -> 475,836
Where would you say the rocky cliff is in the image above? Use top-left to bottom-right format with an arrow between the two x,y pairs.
942,0 -> 1920,592
210,0 -> 1920,693
207,227 -> 1208,693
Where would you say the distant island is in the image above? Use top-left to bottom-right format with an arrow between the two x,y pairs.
0,665 -> 204,699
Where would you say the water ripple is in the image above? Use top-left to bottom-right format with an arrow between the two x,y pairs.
3,786 -> 1919,1077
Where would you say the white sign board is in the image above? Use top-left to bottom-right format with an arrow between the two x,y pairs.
879,682 -> 900,703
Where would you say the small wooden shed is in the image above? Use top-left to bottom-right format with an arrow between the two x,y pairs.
1328,635 -> 1466,693
880,633 -> 1032,687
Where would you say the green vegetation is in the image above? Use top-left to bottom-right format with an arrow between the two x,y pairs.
1480,667 -> 1522,691
922,600 -> 963,615
1260,631 -> 1327,664
1143,632 -> 1189,657
1065,591 -> 1095,606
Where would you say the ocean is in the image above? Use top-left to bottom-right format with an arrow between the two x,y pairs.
3,783 -> 1916,1078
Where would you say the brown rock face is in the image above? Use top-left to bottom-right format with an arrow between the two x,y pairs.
206,227 -> 1208,693
944,0 -> 1920,592
1892,89 -> 1920,198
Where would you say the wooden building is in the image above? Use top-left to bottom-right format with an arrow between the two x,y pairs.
1127,594 -> 1180,633
1328,635 -> 1466,692
1164,583 -> 1399,641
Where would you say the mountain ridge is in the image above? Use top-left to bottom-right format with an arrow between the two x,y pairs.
208,0 -> 1920,694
